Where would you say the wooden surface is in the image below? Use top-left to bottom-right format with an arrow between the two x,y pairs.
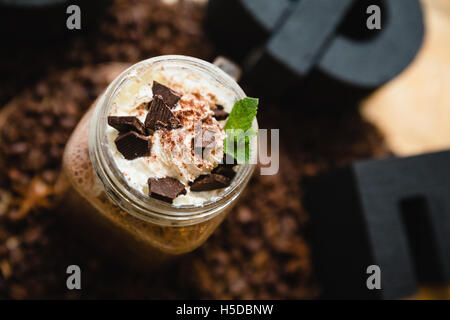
361,0 -> 450,157
361,0 -> 450,300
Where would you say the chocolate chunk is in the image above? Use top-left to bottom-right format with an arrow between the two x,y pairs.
152,81 -> 181,108
114,131 -> 152,160
213,165 -> 236,179
148,177 -> 186,203
145,95 -> 181,133
213,104 -> 229,121
108,116 -> 146,135
190,174 -> 231,192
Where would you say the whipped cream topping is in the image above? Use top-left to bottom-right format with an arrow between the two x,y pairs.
106,64 -> 236,206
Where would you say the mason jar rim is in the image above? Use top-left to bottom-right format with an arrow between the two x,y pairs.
88,55 -> 257,227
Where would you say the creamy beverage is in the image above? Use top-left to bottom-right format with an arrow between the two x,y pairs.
61,56 -> 257,267
106,64 -> 237,206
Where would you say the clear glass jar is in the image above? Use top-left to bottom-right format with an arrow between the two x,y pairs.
61,56 -> 257,268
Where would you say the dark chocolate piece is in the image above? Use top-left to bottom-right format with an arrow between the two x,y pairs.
145,95 -> 181,133
190,174 -> 231,192
213,165 -> 236,179
148,177 -> 187,203
152,81 -> 181,108
213,104 -> 229,121
114,131 -> 152,160
107,116 -> 146,135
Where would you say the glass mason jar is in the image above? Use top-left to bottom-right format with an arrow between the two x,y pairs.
61,56 -> 257,269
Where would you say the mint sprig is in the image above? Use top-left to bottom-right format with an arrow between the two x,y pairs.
223,97 -> 258,163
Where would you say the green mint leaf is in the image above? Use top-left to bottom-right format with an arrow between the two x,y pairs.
223,97 -> 258,163
224,97 -> 258,132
